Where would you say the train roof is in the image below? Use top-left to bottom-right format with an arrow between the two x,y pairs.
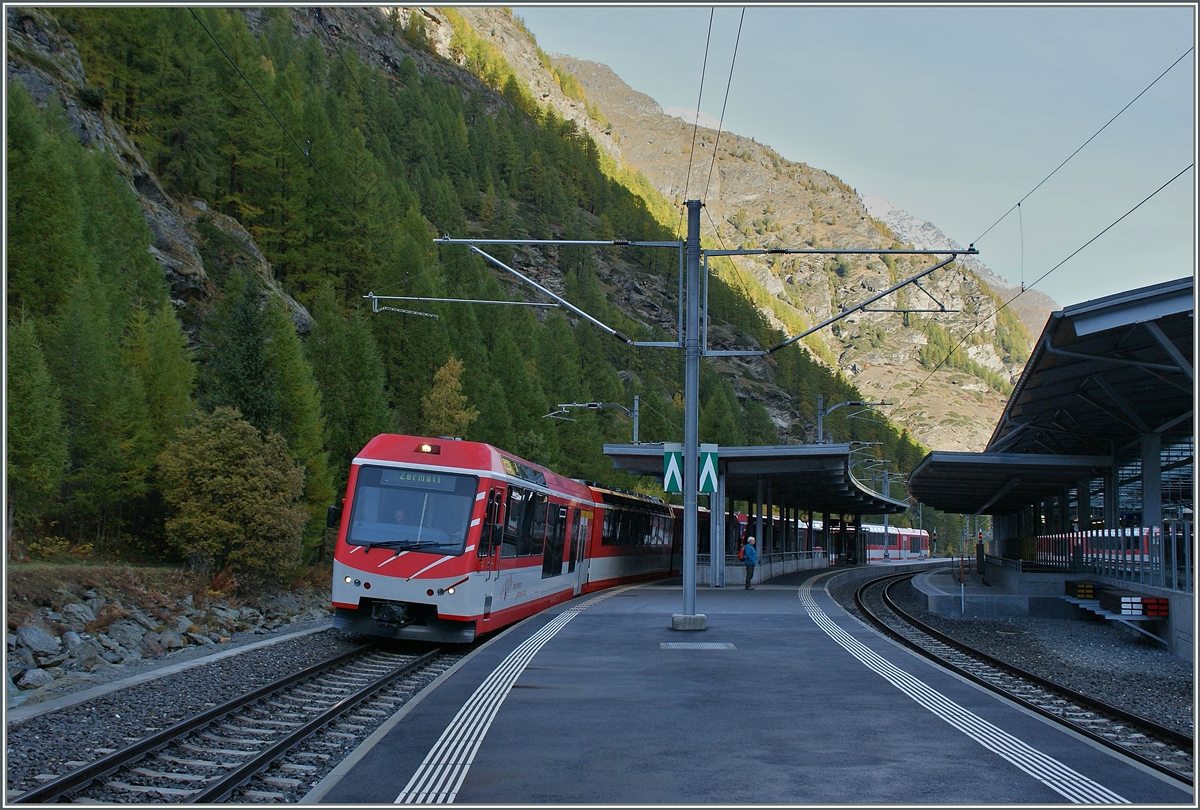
354,435 -> 593,500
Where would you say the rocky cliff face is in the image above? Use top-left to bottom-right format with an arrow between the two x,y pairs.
6,7 -> 324,336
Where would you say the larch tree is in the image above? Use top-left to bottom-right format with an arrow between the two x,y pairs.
421,357 -> 479,439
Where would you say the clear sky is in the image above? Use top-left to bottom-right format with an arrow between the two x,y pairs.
511,5 -> 1196,308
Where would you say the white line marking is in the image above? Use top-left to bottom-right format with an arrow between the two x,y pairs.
408,556 -> 454,580
395,586 -> 637,803
377,551 -> 408,568
799,582 -> 1127,804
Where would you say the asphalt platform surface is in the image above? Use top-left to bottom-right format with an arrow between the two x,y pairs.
310,569 -> 1192,805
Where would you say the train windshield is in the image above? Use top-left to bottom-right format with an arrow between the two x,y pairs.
346,465 -> 479,555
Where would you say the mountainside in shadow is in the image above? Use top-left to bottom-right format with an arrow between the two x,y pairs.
443,12 -> 1031,453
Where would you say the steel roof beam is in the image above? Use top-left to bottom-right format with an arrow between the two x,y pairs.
1092,376 -> 1151,433
1043,341 -> 1185,374
1143,320 -> 1193,380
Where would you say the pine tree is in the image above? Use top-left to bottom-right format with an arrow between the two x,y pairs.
699,377 -> 747,447
123,301 -> 196,444
306,283 -> 391,492
48,268 -> 155,546
743,401 -> 779,446
264,296 -> 334,556
5,80 -> 92,317
5,313 -> 69,543
200,270 -> 280,433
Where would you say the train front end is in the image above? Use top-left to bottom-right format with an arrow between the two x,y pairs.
331,435 -> 491,643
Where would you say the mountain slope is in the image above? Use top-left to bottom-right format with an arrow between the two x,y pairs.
449,22 -> 1030,453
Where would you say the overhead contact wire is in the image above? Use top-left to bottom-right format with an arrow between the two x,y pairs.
898,163 -> 1194,411
702,7 -> 745,203
972,47 -> 1193,247
677,8 -> 715,239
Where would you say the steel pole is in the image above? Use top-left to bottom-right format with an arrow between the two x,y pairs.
882,469 -> 890,560
673,200 -> 706,630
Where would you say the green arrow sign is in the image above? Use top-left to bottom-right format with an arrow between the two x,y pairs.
663,443 -> 683,493
699,444 -> 718,493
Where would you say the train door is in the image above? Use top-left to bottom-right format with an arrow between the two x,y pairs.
572,509 -> 592,596
479,488 -> 504,620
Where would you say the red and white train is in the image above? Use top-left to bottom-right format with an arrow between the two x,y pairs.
330,435 -> 676,643
855,523 -> 929,562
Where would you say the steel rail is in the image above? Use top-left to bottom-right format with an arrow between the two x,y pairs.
854,573 -> 1193,785
188,647 -> 441,803
11,643 -> 376,804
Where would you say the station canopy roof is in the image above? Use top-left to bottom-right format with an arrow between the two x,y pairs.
909,276 -> 1193,515
603,443 -> 908,515
908,452 -> 1114,515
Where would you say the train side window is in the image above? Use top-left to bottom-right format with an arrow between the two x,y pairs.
518,491 -> 547,557
542,505 -> 567,577
503,488 -> 524,558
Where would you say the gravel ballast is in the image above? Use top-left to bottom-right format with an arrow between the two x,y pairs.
5,623 -> 367,797
831,575 -> 1194,738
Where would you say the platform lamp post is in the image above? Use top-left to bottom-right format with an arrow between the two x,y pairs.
865,461 -> 890,561
816,395 -> 892,444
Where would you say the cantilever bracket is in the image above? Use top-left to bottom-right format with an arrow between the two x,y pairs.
365,293 -> 439,320
862,280 -> 958,315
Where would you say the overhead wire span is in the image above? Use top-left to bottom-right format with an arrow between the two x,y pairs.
971,47 -> 1193,247
897,162 -> 1195,412
702,7 -> 745,203
677,8 -> 715,239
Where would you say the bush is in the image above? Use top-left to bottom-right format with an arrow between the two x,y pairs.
158,407 -> 308,587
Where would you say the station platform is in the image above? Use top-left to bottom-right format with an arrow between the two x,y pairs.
910,563 -> 1076,619
307,568 -> 1190,805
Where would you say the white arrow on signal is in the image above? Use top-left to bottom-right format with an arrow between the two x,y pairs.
664,452 -> 683,493
699,452 -> 718,493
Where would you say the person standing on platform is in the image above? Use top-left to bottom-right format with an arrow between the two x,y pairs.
743,535 -> 757,589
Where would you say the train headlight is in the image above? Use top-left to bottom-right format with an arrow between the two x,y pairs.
446,587 -> 455,595
344,576 -> 353,584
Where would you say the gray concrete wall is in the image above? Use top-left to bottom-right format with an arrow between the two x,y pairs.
951,561 -> 1192,660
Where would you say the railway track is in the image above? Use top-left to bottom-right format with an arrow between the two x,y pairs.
855,572 -> 1194,787
11,643 -> 456,803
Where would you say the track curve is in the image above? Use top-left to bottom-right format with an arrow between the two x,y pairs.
11,644 -> 450,803
854,572 -> 1193,786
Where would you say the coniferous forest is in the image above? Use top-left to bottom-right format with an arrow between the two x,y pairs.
7,8 -> 954,584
